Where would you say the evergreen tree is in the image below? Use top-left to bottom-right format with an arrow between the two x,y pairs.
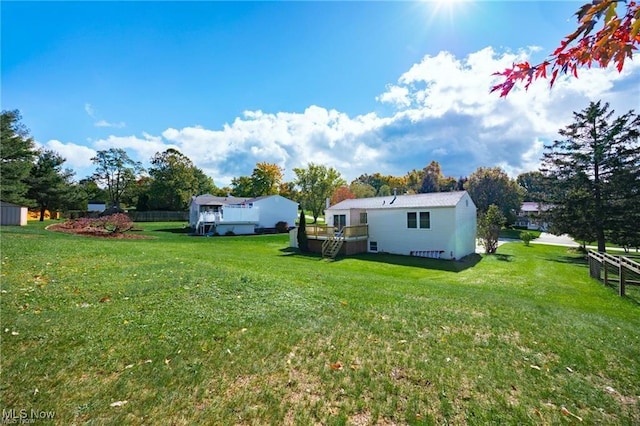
297,209 -> 309,252
541,101 -> 640,252
26,150 -> 76,221
0,110 -> 36,205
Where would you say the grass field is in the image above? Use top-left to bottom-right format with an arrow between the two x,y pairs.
1,221 -> 639,425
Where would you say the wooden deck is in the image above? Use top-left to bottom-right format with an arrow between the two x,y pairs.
305,224 -> 368,240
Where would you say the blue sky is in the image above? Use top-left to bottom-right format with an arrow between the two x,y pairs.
2,1 -> 638,187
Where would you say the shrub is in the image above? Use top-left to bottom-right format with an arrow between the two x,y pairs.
520,231 -> 533,246
275,221 -> 289,233
96,213 -> 134,234
478,205 -> 506,254
297,210 -> 309,252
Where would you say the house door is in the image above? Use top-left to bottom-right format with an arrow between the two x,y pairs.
335,214 -> 346,231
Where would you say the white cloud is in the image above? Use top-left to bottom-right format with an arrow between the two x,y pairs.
44,140 -> 97,171
85,103 -> 126,128
83,47 -> 638,187
94,119 -> 126,128
93,133 -> 176,162
84,103 -> 95,118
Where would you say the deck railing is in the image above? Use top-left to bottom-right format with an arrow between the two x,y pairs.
305,224 -> 368,239
588,250 -> 640,297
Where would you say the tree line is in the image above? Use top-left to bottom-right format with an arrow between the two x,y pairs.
2,101 -> 638,252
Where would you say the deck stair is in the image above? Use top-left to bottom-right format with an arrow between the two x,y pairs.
322,229 -> 345,258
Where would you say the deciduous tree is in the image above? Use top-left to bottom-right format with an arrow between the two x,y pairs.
492,0 -> 640,96
91,148 -> 144,209
294,163 -> 345,223
466,167 -> 523,223
478,204 -> 506,254
420,161 -> 443,193
147,149 -> 212,211
230,176 -> 254,197
331,186 -> 356,205
349,181 -> 376,198
517,171 -> 547,202
251,162 -> 283,196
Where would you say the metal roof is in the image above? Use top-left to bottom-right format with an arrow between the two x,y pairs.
192,194 -> 251,205
327,191 -> 471,210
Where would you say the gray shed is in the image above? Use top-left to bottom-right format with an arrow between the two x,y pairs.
0,201 -> 28,226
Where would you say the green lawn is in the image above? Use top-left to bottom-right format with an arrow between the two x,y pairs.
1,221 -> 639,425
500,228 -> 543,240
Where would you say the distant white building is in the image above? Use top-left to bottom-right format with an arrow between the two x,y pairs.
0,201 -> 28,226
515,202 -> 551,230
87,201 -> 106,212
298,191 -> 477,260
189,194 -> 298,236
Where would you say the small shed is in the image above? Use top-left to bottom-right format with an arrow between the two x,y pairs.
0,201 -> 28,226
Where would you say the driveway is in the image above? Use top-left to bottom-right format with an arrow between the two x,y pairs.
476,232 -> 577,253
531,232 -> 578,247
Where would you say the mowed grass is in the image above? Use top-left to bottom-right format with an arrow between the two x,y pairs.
1,222 -> 639,425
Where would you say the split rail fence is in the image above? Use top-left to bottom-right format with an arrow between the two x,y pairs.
588,250 -> 640,297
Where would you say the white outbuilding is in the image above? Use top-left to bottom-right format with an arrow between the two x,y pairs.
0,201 -> 28,226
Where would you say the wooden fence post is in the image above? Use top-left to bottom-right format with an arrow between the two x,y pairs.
619,261 -> 626,297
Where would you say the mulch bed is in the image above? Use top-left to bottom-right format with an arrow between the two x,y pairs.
46,223 -> 151,239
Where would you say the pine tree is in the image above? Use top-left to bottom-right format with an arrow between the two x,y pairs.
541,101 -> 640,252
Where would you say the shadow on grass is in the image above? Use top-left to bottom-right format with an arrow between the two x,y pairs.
545,255 -> 588,267
152,227 -> 191,235
493,253 -> 514,262
280,248 -> 482,273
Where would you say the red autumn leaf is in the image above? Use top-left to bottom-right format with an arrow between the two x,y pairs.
492,0 -> 640,96
330,362 -> 343,371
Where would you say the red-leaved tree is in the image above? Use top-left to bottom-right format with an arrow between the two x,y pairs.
492,0 -> 640,97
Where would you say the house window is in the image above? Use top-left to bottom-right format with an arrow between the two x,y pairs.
369,241 -> 378,251
359,212 -> 367,224
408,211 -> 430,229
407,212 -> 417,228
420,212 -> 430,229
335,214 -> 346,230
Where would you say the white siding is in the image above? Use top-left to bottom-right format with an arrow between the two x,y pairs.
252,196 -> 298,229
327,209 -> 350,227
216,224 -> 256,235
220,205 -> 259,223
453,192 -> 477,259
367,207 -> 458,258
0,203 -> 27,226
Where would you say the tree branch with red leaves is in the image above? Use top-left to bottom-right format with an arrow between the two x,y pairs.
491,0 -> 640,97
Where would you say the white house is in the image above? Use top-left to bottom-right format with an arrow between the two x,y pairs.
306,191 -> 476,260
0,201 -> 28,226
515,201 -> 550,230
248,195 -> 298,230
189,194 -> 298,236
